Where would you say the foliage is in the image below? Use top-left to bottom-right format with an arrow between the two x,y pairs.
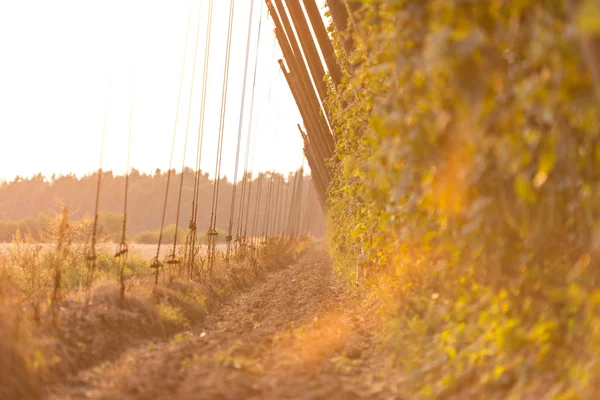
0,212 -> 131,243
4,230 -> 45,301
1,211 -> 148,303
158,302 -> 190,329
327,0 -> 600,397
0,217 -> 42,242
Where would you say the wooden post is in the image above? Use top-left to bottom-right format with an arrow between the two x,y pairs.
265,0 -> 341,211
300,132 -> 328,209
302,0 -> 342,84
278,58 -> 330,175
300,127 -> 328,195
269,0 -> 334,156
285,0 -> 328,102
285,63 -> 334,160
272,0 -> 334,148
298,124 -> 329,186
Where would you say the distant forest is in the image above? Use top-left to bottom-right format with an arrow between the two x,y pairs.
0,168 -> 325,242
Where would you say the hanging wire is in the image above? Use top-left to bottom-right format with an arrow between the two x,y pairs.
286,170 -> 299,239
261,172 -> 274,244
251,173 -> 264,249
235,0 -> 265,258
301,181 -> 314,236
225,0 -> 257,263
207,0 -> 236,273
258,26 -> 279,140
115,6 -> 140,300
241,129 -> 260,248
280,175 -> 290,238
151,0 -> 194,284
269,174 -> 278,238
186,0 -> 215,279
238,21 -> 279,258
240,173 -> 254,256
85,12 -> 118,301
166,0 -> 206,275
285,155 -> 305,240
293,163 -> 305,238
243,126 -> 260,248
271,174 -> 282,238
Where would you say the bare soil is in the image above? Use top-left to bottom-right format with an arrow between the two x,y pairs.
46,245 -> 405,400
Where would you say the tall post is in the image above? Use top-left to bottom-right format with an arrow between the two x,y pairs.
279,59 -> 331,168
302,0 -> 342,84
272,0 -> 334,151
286,0 -> 328,102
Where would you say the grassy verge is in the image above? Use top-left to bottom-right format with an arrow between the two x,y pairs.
0,215 -> 310,399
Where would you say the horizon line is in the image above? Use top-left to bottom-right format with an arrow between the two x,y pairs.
0,166 -> 311,185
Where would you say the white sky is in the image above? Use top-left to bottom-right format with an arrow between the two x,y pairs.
0,0 -> 325,182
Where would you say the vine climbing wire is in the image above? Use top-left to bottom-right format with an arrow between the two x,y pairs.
285,170 -> 299,240
271,175 -> 282,239
268,174 -> 278,239
186,0 -> 215,279
226,0 -> 257,264
235,0 -> 265,259
242,138 -> 261,253
267,174 -> 276,239
239,174 -> 253,257
293,165 -> 305,238
281,176 -> 291,239
240,35 -> 279,252
250,173 -> 264,251
261,172 -> 275,244
167,0 -> 206,276
207,0 -> 236,273
115,14 -> 139,301
151,0 -> 194,284
301,181 -> 314,236
286,158 -> 305,240
85,20 -> 117,301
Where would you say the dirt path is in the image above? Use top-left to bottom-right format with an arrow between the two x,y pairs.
48,245 -> 404,400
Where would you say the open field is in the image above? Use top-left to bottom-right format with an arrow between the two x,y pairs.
1,237 -> 315,399
0,243 -> 227,260
46,244 -> 399,400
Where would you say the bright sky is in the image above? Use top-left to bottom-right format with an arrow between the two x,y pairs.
0,0 -> 321,183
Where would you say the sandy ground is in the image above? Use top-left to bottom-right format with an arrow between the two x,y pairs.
46,245 -> 405,400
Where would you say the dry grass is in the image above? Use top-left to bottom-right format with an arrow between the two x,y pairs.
0,227 -> 309,396
0,312 -> 41,400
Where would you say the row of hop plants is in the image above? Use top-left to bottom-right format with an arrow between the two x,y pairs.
327,0 -> 600,397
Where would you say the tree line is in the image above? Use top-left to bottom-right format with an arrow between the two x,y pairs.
0,168 -> 325,242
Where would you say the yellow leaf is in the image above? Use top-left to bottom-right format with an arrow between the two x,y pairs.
514,174 -> 537,203
577,0 -> 600,34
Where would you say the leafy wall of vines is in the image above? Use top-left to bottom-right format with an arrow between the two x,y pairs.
327,0 -> 600,397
